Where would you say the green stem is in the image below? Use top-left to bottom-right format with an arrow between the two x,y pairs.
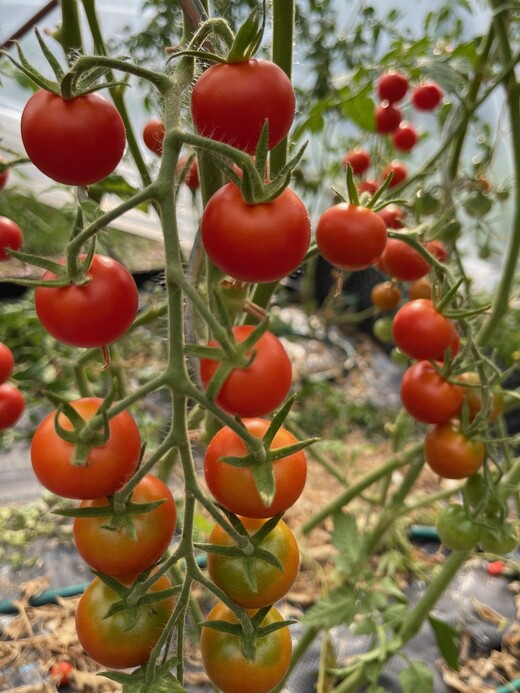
270,0 -> 294,177
53,0 -> 83,59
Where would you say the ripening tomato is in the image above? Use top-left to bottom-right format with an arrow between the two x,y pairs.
34,254 -> 139,348
424,421 -> 485,479
207,516 -> 299,608
76,571 -> 174,669
0,383 -> 25,429
392,299 -> 454,360
377,204 -> 405,229
408,277 -> 433,300
0,216 -> 23,261
377,237 -> 430,281
358,179 -> 380,196
201,183 -> 310,284
457,372 -> 504,422
315,203 -> 387,271
204,417 -> 307,518
400,360 -> 464,424
424,239 -> 449,263
200,601 -> 292,693
382,160 -> 407,188
30,397 -> 141,499
21,90 -> 126,186
49,661 -> 74,687
370,281 -> 401,311
392,122 -> 418,151
412,82 -> 444,111
73,474 -> 176,575
342,149 -> 371,175
377,71 -> 409,103
0,342 -> 15,383
143,118 -> 165,155
200,325 -> 292,418
436,505 -> 481,551
177,156 -> 200,191
374,103 -> 402,133
191,59 -> 295,154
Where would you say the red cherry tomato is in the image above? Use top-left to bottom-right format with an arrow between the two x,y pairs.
201,182 -> 310,284
424,239 -> 449,263
370,281 -> 401,311
0,342 -> 15,383
34,254 -> 139,348
392,122 -> 418,151
412,82 -> 444,111
30,397 -> 141,499
377,237 -> 430,281
377,204 -> 405,229
342,149 -> 371,175
377,71 -> 409,103
424,421 -> 485,479
0,383 -> 25,429
49,661 -> 73,687
0,216 -> 23,261
0,158 -> 9,191
400,360 -> 464,424
21,90 -> 126,186
191,59 -> 295,154
408,277 -> 433,300
200,325 -> 292,418
392,299 -> 454,360
358,179 -> 380,195
374,103 -> 402,133
315,203 -> 387,271
204,417 -> 307,518
177,156 -> 200,191
143,118 -> 165,155
382,160 -> 407,188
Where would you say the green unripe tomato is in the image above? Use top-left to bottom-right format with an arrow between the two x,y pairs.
464,192 -> 493,218
436,505 -> 481,551
480,522 -> 518,555
372,317 -> 394,344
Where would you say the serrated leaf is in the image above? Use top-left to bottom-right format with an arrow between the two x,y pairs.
341,92 -> 375,132
332,512 -> 365,573
398,660 -> 434,693
301,584 -> 356,628
102,656 -> 184,691
428,614 -> 460,670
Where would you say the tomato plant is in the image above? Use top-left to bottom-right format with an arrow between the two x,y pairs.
377,237 -> 430,281
408,277 -> 433,300
358,179 -> 380,195
177,156 -> 200,191
374,103 -> 402,133
0,383 -> 25,429
0,159 -> 8,191
377,204 -> 405,229
400,360 -> 464,424
191,59 -> 295,154
382,160 -> 407,187
370,281 -> 401,311
204,417 -> 307,518
342,148 -> 371,175
377,71 -> 409,103
392,299 -> 454,360
30,397 -> 141,499
436,505 -> 481,551
480,523 -> 518,554
0,342 -> 15,384
73,474 -> 176,575
200,325 -> 292,418
315,203 -> 387,270
75,571 -> 175,669
21,90 -> 126,186
207,516 -> 299,609
457,372 -> 504,422
0,216 -> 23,260
200,601 -> 292,693
392,122 -> 418,151
143,118 -> 165,155
201,182 -> 311,283
424,421 -> 485,479
411,81 -> 444,111
34,254 -> 139,348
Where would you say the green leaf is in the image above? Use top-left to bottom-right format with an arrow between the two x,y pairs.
341,91 -> 375,132
332,512 -> 365,573
102,657 -> 185,691
428,615 -> 460,670
301,584 -> 356,628
398,660 -> 434,693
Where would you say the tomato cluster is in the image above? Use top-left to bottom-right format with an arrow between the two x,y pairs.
0,341 -> 25,430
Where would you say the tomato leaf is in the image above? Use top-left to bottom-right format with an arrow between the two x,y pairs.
398,660 -> 434,693
249,457 -> 276,508
332,512 -> 366,575
428,614 -> 460,670
102,657 -> 184,691
301,584 -> 357,628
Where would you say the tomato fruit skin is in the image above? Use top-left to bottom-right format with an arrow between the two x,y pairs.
315,203 -> 387,271
480,523 -> 518,554
34,254 -> 139,348
204,418 -> 307,518
377,204 -> 405,229
377,237 -> 430,281
30,397 -> 141,499
457,371 -> 504,422
392,299 -> 453,360
358,179 -> 380,196
0,342 -> 15,383
191,59 -> 295,154
177,156 -> 200,191
21,90 -> 126,186
73,474 -> 176,575
374,103 -> 402,133
424,421 -> 485,479
49,661 -> 73,687
143,118 -> 165,155
408,277 -> 433,300
201,183 -> 310,283
400,360 -> 464,424
436,505 -> 481,551
75,572 -> 174,669
412,82 -> 444,111
200,601 -> 292,693
0,383 -> 25,429
0,161 -> 8,191
382,160 -> 407,188
207,516 -> 300,608
392,122 -> 418,151
377,71 -> 409,103
200,325 -> 292,418
0,216 -> 23,261
342,149 -> 370,175
370,281 -> 401,311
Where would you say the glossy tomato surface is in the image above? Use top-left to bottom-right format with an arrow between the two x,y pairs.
35,254 -> 139,348
342,149 -> 370,175
374,103 -> 402,133
377,237 -> 430,281
0,216 -> 23,261
392,122 -> 418,151
412,82 -> 444,111
0,383 -> 25,429
370,281 -> 401,311
21,90 -> 126,186
201,183 -> 310,283
191,59 -> 295,154
400,360 -> 464,424
143,118 -> 165,155
204,418 -> 307,518
0,342 -> 15,383
30,397 -> 141,499
392,299 -> 454,360
424,421 -> 485,479
377,71 -> 409,103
